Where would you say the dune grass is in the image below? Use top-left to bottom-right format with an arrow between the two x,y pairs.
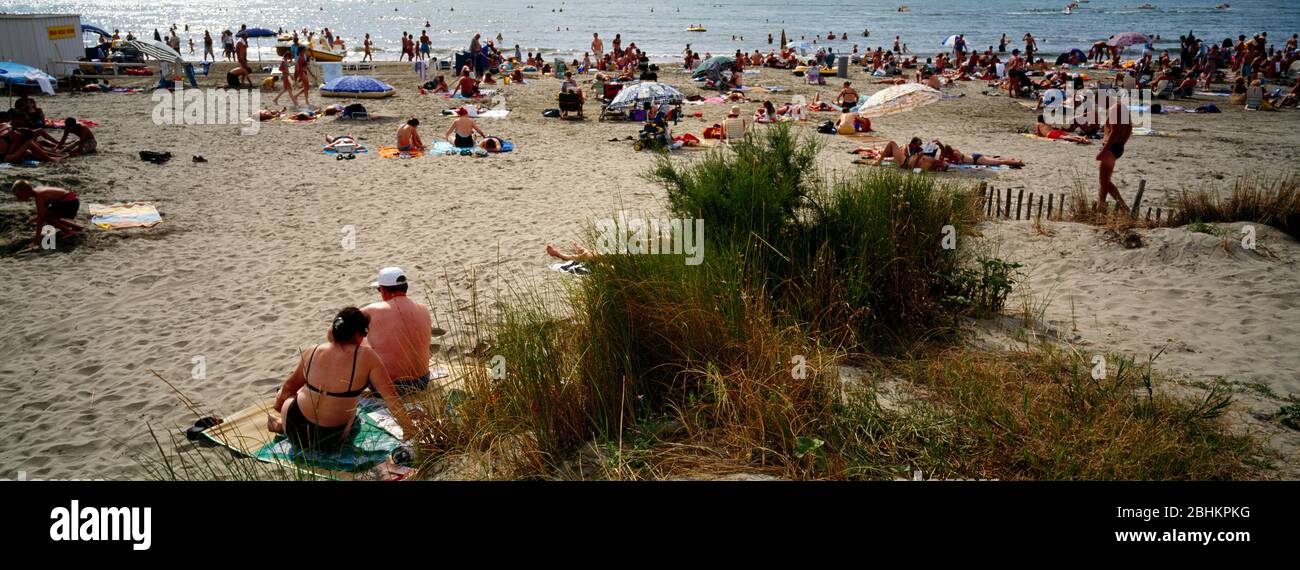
1173,175 -> 1300,239
145,125 -> 1262,481
405,124 -> 1259,480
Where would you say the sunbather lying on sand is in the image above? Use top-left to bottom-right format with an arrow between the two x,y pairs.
933,140 -> 1024,167
857,137 -> 949,171
1034,114 -> 1091,143
258,108 -> 285,121
324,135 -> 358,150
547,241 -> 597,262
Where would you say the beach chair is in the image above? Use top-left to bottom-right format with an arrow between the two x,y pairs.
722,118 -> 746,143
1244,86 -> 1263,110
558,91 -> 584,119
805,66 -> 822,85
553,59 -> 568,78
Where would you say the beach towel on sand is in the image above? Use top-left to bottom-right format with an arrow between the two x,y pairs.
378,146 -> 425,158
428,140 -> 515,155
89,202 -> 162,229
199,397 -> 404,479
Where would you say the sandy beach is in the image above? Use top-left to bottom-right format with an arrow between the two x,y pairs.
1,57 -> 1298,479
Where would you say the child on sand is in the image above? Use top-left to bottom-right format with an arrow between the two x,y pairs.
54,118 -> 96,156
11,180 -> 83,246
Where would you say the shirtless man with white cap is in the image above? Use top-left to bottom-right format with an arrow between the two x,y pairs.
361,267 -> 433,394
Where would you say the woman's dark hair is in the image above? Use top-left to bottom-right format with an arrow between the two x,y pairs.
908,137 -> 922,146
331,307 -> 369,342
407,118 -> 420,127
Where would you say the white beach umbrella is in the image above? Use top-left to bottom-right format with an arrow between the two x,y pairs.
857,83 -> 943,118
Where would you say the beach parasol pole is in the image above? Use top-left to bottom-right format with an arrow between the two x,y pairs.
780,30 -> 787,49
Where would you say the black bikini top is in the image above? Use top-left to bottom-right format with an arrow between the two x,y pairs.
303,345 -> 365,398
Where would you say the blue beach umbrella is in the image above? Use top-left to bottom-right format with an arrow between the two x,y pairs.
236,28 -> 277,61
1,61 -> 57,101
320,75 -> 395,97
236,28 -> 277,39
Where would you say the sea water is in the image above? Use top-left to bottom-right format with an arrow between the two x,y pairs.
6,0 -> 1298,61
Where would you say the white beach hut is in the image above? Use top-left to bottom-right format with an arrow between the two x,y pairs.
0,13 -> 84,78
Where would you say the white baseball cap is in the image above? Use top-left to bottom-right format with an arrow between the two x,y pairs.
370,266 -> 408,288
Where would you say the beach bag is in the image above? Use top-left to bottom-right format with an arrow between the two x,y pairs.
816,120 -> 837,134
342,103 -> 368,119
542,108 -> 561,118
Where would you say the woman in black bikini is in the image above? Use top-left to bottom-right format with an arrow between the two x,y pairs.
267,307 -> 414,451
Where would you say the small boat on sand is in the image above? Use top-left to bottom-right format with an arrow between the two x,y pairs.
275,34 -> 346,62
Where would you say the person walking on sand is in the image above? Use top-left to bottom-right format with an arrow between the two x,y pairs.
361,267 -> 433,395
294,45 -> 315,105
235,35 -> 252,86
363,33 -> 373,62
273,51 -> 299,107
1097,99 -> 1132,212
592,32 -> 604,58
203,30 -> 214,62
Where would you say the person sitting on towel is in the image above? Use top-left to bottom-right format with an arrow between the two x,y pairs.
10,180 -> 83,246
455,69 -> 480,98
445,108 -> 485,149
361,267 -> 433,395
430,75 -> 450,93
267,307 -> 415,451
397,118 -> 427,152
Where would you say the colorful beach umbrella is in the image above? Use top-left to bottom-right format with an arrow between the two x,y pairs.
604,81 -> 684,112
1107,32 -> 1152,47
942,34 -> 960,47
127,39 -> 184,63
857,83 -> 943,118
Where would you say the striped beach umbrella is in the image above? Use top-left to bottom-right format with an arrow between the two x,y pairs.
127,39 -> 184,63
604,81 -> 684,112
857,83 -> 943,118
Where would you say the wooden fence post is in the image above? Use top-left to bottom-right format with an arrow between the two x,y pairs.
1130,179 -> 1146,219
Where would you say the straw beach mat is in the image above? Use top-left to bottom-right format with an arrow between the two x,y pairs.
200,361 -> 482,480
